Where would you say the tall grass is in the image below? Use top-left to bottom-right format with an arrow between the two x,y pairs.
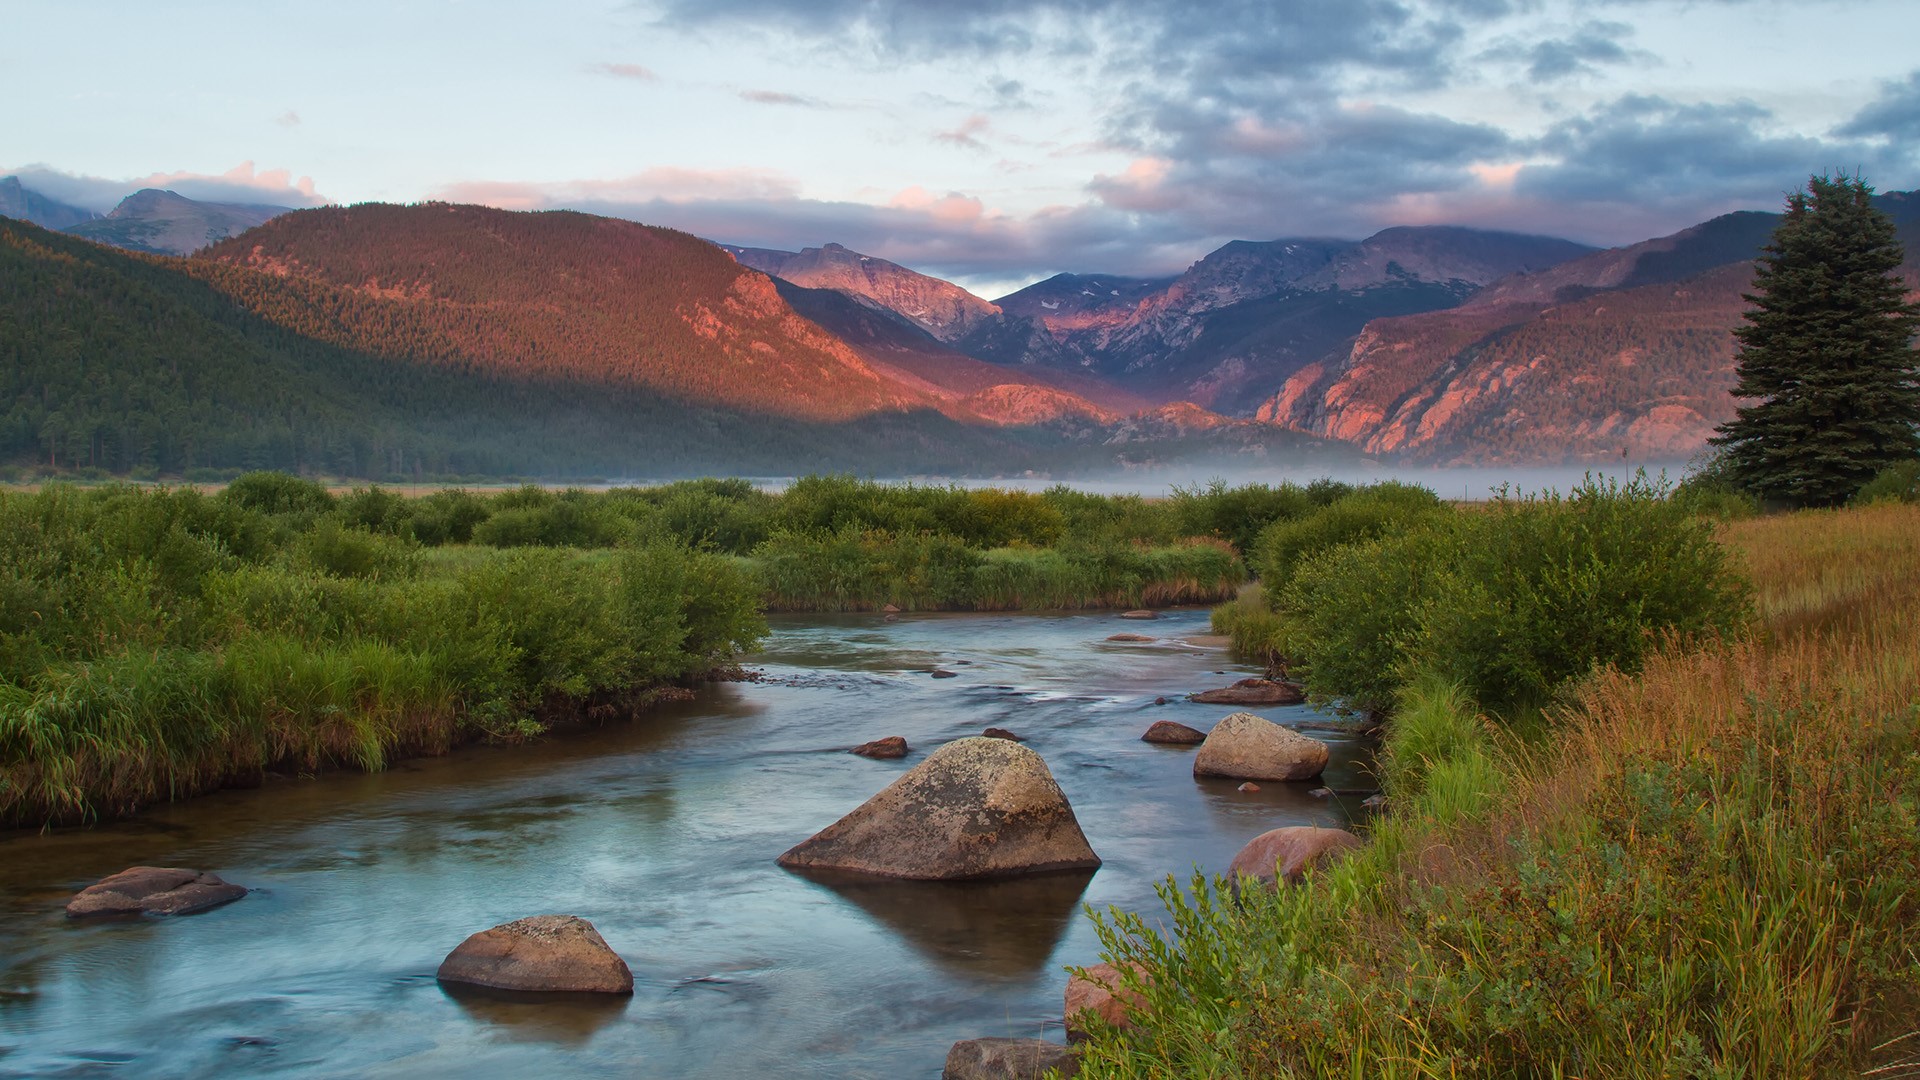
1074,501 -> 1920,1078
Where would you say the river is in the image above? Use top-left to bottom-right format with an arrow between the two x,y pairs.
0,610 -> 1369,1078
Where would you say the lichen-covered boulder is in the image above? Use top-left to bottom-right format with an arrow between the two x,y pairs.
1190,678 -> 1306,705
778,737 -> 1100,880
1140,720 -> 1206,745
1065,961 -> 1150,1038
943,1037 -> 1078,1079
65,867 -> 248,918
1229,826 -> 1363,886
436,915 -> 633,994
1192,712 -> 1329,782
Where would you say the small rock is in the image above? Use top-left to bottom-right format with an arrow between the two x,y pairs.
1229,827 -> 1363,887
65,867 -> 248,918
931,669 -> 960,679
778,737 -> 1099,880
1119,610 -> 1157,620
1193,712 -> 1329,782
943,1037 -> 1078,1079
1141,720 -> 1206,745
1308,787 -> 1333,798
982,727 -> 1023,742
1190,678 -> 1306,706
1105,633 -> 1154,643
1153,696 -> 1168,706
851,736 -> 909,759
1237,782 -> 1261,793
884,614 -> 900,623
1065,961 -> 1150,1038
436,914 -> 633,994
882,603 -> 902,614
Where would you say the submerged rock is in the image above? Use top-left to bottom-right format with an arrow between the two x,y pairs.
436,915 -> 633,994
882,603 -> 902,614
1229,827 -> 1363,886
983,727 -> 1024,742
778,737 -> 1100,880
1236,782 -> 1262,793
931,669 -> 960,679
1193,712 -> 1328,782
1140,720 -> 1206,745
851,736 -> 909,759
1118,610 -> 1157,620
943,1037 -> 1078,1079
65,867 -> 248,917
1105,633 -> 1154,643
1065,961 -> 1150,1037
1190,678 -> 1306,706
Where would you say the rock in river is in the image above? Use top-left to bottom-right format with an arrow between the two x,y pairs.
982,727 -> 1024,742
1118,609 -> 1157,620
436,915 -> 634,994
1105,633 -> 1154,643
778,737 -> 1100,880
851,736 -> 909,759
943,1037 -> 1078,1079
1189,678 -> 1306,706
65,867 -> 248,918
1065,961 -> 1150,1037
1140,720 -> 1206,745
1193,712 -> 1328,782
1229,826 -> 1363,886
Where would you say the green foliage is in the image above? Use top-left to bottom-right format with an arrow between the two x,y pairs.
1253,481 -> 1444,591
0,483 -> 764,825
222,471 -> 337,516
1854,457 -> 1920,504
1169,480 -> 1314,556
1713,174 -> 1920,507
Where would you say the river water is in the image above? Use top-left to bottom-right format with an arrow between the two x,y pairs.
0,610 -> 1369,1078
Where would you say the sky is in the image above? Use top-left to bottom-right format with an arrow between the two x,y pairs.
5,0 -> 1919,296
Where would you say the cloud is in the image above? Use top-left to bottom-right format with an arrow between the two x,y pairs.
740,89 -> 823,106
935,114 -> 992,151
1838,69 -> 1920,146
3,161 -> 329,212
435,167 -> 804,212
1480,21 -> 1646,83
273,110 -> 302,128
589,62 -> 659,81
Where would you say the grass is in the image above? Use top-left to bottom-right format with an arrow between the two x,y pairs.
1073,501 -> 1920,1078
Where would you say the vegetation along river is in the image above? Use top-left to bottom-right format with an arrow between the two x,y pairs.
0,609 -> 1369,1078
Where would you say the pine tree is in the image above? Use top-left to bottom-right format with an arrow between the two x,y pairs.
1712,175 -> 1920,507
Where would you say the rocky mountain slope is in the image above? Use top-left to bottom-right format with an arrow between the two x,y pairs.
1258,195 -> 1920,465
0,176 -> 98,230
66,188 -> 291,255
722,242 -> 1003,343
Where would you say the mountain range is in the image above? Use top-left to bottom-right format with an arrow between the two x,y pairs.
3,172 -> 1916,477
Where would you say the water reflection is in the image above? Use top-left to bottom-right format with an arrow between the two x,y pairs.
440,983 -> 633,1045
788,868 -> 1097,981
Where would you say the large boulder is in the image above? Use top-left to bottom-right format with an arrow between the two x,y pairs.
1193,712 -> 1328,782
1140,720 -> 1206,745
1190,678 -> 1306,705
436,915 -> 634,994
1065,961 -> 1149,1038
943,1037 -> 1078,1079
1229,827 -> 1363,886
778,737 -> 1100,880
65,867 -> 248,917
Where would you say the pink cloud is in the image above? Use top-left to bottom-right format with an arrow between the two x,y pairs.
589,62 -> 658,81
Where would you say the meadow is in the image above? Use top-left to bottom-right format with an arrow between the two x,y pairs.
0,473 -> 1339,826
1075,484 -> 1920,1077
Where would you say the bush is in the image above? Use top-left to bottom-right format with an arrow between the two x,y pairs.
222,471 -> 335,516
1253,481 -> 1444,591
1854,457 -> 1920,504
1170,480 -> 1315,555
407,489 -> 493,546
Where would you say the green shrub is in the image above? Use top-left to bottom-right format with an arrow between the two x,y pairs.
221,470 -> 336,516
336,485 -> 414,534
1854,458 -> 1920,504
1170,480 -> 1315,556
407,489 -> 493,545
292,520 -> 421,581
1254,481 -> 1444,591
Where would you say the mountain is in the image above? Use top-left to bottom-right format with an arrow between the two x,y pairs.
0,176 -> 98,230
3,204 -> 1353,478
983,227 -> 1596,413
65,188 -> 291,255
1258,195 -> 1920,465
722,242 -> 1002,342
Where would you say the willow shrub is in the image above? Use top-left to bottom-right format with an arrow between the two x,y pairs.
1251,481 -> 1445,591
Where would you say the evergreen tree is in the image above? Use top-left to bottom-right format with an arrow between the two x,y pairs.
1712,175 -> 1920,507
